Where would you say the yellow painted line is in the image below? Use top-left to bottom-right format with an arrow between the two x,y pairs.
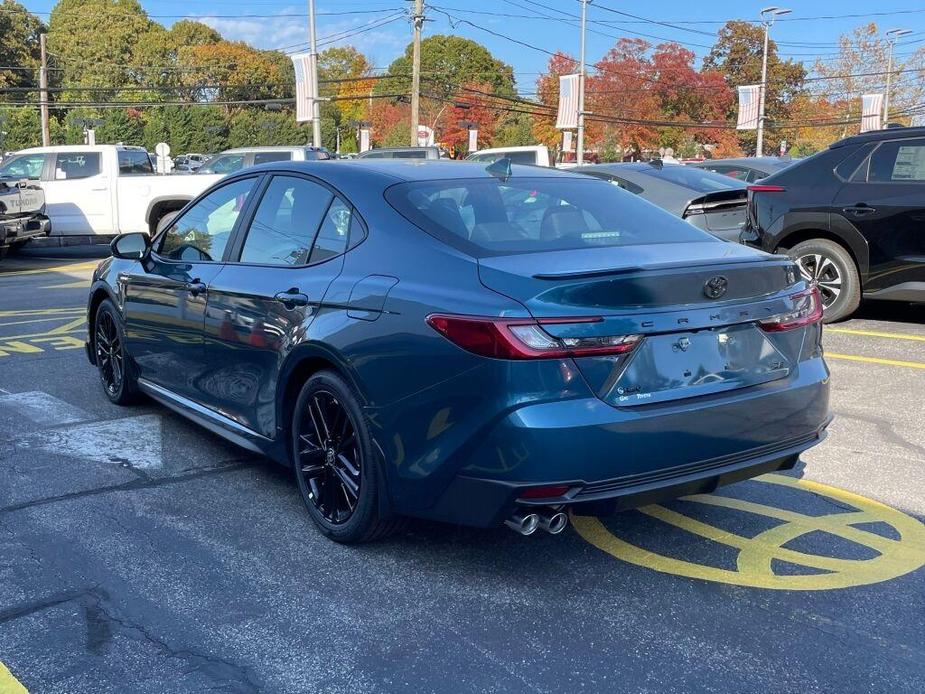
0,322 -> 86,342
828,327 -> 925,343
46,316 -> 87,335
40,280 -> 90,290
0,307 -> 83,318
0,261 -> 98,278
0,662 -> 28,693
827,352 -> 925,371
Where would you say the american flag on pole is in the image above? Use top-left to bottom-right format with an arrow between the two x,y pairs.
291,52 -> 315,123
556,74 -> 580,130
860,93 -> 884,133
736,85 -> 760,130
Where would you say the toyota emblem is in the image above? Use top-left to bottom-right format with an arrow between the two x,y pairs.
704,276 -> 728,299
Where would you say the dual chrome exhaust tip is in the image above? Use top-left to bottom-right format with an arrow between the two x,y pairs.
505,509 -> 569,536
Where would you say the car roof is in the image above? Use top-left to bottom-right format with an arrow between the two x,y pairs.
361,147 -> 438,152
832,126 -> 925,148
219,146 -> 321,154
16,144 -> 146,154
695,157 -> 789,167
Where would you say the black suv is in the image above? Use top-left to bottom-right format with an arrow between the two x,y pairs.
744,127 -> 925,321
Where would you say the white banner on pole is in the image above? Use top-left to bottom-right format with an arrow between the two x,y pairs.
467,128 -> 478,152
860,93 -> 884,133
417,125 -> 435,147
562,131 -> 573,152
291,52 -> 316,123
359,128 -> 370,153
556,74 -> 580,130
736,85 -> 760,130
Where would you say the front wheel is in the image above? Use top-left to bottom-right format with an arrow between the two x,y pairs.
94,299 -> 140,405
788,239 -> 861,323
292,371 -> 400,543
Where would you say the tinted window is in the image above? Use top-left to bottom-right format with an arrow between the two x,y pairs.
359,150 -> 389,159
310,198 -> 352,263
54,152 -> 101,180
386,177 -> 713,257
0,153 -> 45,180
834,143 -> 876,181
201,154 -> 245,174
253,151 -> 292,166
868,138 -> 925,183
239,175 -> 333,266
304,150 -> 332,160
468,151 -> 536,165
637,165 -> 735,192
119,149 -> 154,175
159,178 -> 256,262
582,171 -> 644,194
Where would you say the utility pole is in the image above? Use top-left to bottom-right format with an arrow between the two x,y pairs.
756,7 -> 790,157
308,0 -> 322,147
884,28 -> 911,125
576,0 -> 590,166
39,33 -> 50,147
410,0 -> 424,146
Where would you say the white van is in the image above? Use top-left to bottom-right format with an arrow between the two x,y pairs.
465,145 -> 552,167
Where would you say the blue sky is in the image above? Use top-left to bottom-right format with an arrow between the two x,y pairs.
20,1 -> 925,91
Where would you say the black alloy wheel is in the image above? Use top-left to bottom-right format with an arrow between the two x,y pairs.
291,371 -> 402,543
96,309 -> 123,397
296,389 -> 362,524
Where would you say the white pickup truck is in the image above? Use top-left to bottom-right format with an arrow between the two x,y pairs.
0,145 -> 223,236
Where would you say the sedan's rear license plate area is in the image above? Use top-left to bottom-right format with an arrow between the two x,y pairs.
601,324 -> 790,406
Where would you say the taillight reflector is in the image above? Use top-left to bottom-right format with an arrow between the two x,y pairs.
759,286 -> 824,332
747,184 -> 786,193
426,314 -> 641,360
520,485 -> 571,499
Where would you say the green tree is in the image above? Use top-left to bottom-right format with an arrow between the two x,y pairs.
704,20 -> 806,154
227,108 -> 309,147
97,108 -> 145,144
0,107 -> 43,150
0,0 -> 45,90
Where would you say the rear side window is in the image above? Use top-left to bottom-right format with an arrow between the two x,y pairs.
868,138 -> 925,183
54,152 -> 101,180
386,176 -> 713,257
201,154 -> 245,174
119,149 -> 154,175
310,198 -> 352,263
253,151 -> 292,166
582,171 -> 644,194
638,165 -> 734,192
239,175 -> 333,266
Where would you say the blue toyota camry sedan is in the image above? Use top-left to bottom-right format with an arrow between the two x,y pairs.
85,159 -> 830,543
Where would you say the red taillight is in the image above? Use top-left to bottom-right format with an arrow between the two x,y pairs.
426,314 -> 641,360
747,184 -> 786,193
759,286 -> 824,332
520,485 -> 572,499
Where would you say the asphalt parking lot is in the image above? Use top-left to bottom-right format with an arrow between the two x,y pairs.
0,255 -> 923,694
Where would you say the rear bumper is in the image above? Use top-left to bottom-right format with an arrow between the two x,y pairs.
0,214 -> 51,249
426,429 -> 824,527
413,357 -> 830,527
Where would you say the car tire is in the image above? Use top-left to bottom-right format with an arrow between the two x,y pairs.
291,371 -> 401,544
788,239 -> 860,323
94,299 -> 141,405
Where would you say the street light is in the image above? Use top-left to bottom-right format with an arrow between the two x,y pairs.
756,6 -> 791,156
884,28 -> 912,125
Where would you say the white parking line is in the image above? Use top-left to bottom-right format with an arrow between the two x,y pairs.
0,391 -> 90,425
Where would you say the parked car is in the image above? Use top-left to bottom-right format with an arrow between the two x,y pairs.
357,146 -> 442,160
0,178 -> 50,259
577,161 -> 748,241
691,157 -> 795,183
466,145 -> 552,167
0,145 -> 223,236
86,159 -> 829,543
744,126 -> 925,321
198,146 -> 332,174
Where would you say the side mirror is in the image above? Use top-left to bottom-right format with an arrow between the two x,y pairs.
111,232 -> 150,260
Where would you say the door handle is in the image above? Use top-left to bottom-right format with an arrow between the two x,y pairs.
843,204 -> 876,216
185,279 -> 207,296
274,288 -> 310,308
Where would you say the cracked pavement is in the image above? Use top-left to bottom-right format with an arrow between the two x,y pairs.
0,256 -> 923,693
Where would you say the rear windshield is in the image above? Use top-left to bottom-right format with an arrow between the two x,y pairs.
385,176 -> 714,257
638,165 -> 737,192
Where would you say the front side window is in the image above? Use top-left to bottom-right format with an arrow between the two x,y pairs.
386,176 -> 713,257
159,177 -> 256,262
119,149 -> 154,175
253,151 -> 292,166
868,138 -> 925,183
0,153 -> 45,180
239,175 -> 333,266
201,154 -> 245,174
54,152 -> 101,180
